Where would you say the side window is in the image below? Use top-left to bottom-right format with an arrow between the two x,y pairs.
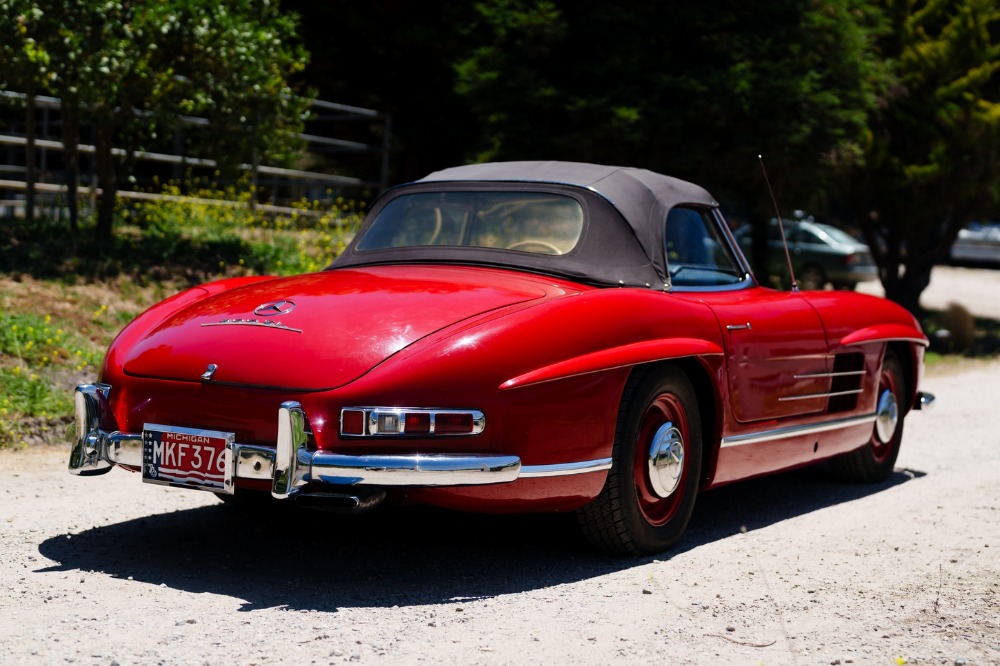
665,207 -> 745,288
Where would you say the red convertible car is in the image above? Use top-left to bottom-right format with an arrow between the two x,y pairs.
70,161 -> 934,554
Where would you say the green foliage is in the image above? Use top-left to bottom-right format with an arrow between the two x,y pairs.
119,179 -> 364,275
0,0 -> 313,242
0,310 -> 99,370
847,0 -> 1000,312
0,188 -> 362,447
454,0 -> 887,214
0,309 -> 103,447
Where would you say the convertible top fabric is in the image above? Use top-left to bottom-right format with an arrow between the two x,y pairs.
332,161 -> 720,288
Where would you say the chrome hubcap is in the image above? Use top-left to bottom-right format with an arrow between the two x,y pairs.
875,388 -> 899,443
647,422 -> 684,498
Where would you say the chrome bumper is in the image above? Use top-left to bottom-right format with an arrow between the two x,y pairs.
70,384 -> 610,499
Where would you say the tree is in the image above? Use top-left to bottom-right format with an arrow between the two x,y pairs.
453,2 -> 882,199
1,0 -> 311,243
846,0 -> 1000,313
283,0 -> 480,183
452,0 -> 888,279
0,1 -> 57,224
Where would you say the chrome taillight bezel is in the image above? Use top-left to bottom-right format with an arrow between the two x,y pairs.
339,408 -> 485,437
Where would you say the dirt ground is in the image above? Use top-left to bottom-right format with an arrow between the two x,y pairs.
1,269 -> 998,665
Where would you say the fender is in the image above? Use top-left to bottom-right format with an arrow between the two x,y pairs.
840,323 -> 929,347
499,338 -> 724,390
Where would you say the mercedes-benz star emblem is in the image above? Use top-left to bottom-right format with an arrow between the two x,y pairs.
254,300 -> 296,317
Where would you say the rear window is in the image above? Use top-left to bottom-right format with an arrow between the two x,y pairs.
356,191 -> 585,255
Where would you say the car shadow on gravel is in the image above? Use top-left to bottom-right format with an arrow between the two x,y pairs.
36,464 -> 924,612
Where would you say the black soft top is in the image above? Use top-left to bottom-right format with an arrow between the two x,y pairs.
331,161 -> 719,288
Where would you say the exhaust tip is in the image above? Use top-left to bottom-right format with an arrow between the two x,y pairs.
294,489 -> 386,513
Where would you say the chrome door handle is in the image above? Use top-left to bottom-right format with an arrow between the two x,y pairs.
726,323 -> 752,331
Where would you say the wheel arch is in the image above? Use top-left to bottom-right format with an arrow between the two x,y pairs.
887,340 -> 919,416
624,355 -> 721,492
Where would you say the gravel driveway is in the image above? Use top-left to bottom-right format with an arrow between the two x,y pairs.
2,271 -> 998,666
857,264 -> 1000,320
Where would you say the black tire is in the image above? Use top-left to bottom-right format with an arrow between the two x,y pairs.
831,351 -> 907,482
577,366 -> 702,555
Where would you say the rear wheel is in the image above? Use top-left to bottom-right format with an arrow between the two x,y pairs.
577,366 -> 702,555
831,351 -> 907,482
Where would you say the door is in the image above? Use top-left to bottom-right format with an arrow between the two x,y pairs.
699,290 -> 830,424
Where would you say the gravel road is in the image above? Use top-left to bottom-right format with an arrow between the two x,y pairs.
2,272 -> 999,666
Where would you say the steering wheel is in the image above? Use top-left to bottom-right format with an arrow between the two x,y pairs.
506,239 -> 563,255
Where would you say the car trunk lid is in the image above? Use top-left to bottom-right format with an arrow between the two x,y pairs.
123,266 -> 550,390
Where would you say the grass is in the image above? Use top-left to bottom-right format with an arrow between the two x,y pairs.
0,186 -> 363,447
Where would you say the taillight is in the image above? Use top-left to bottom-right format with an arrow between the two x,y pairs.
340,408 -> 485,437
341,409 -> 365,435
434,412 -> 474,434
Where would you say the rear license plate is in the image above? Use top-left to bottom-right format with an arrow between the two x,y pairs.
142,423 -> 235,494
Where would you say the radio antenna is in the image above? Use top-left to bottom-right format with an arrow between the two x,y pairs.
758,155 -> 798,292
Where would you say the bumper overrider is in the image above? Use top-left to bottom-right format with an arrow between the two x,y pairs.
69,384 -> 612,500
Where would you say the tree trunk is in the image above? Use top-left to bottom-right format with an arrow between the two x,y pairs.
883,261 -> 933,316
25,86 -> 37,223
62,101 -> 81,235
94,126 -> 118,244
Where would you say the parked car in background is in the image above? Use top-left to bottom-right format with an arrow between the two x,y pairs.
734,215 -> 878,290
950,221 -> 1000,264
69,162 -> 932,555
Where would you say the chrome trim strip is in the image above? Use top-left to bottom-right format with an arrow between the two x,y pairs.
793,370 -> 866,379
721,413 -> 877,448
309,452 -> 522,487
201,319 -> 302,333
341,407 -> 486,436
844,336 -> 929,347
778,388 -> 865,402
519,457 -> 613,478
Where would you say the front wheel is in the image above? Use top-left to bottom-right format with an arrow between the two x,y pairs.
577,366 -> 702,555
831,351 -> 907,482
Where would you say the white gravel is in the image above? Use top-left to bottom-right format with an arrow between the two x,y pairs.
2,269 -> 999,666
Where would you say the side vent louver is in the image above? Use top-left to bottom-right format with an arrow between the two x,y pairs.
828,353 -> 865,413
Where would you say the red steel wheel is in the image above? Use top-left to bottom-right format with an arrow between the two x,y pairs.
577,365 -> 702,555
633,392 -> 691,527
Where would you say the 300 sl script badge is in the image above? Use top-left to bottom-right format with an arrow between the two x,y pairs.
201,318 -> 302,333
202,300 -> 302,333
